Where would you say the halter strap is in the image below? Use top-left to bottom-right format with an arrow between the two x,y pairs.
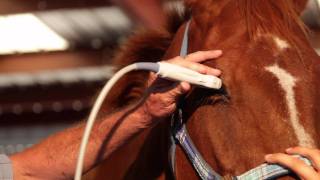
236,156 -> 311,180
171,108 -> 222,180
170,21 -> 223,179
180,21 -> 191,57
169,20 -> 313,180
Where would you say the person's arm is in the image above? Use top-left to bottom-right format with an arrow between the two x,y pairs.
265,147 -> 320,179
9,50 -> 222,180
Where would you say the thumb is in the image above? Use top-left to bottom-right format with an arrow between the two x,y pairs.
170,82 -> 191,97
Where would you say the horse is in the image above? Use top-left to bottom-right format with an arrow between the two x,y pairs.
84,0 -> 320,179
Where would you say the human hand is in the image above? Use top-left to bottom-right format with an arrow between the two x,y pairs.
265,147 -> 320,180
141,50 -> 222,126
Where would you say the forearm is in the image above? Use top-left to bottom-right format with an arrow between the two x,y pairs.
10,103 -> 152,180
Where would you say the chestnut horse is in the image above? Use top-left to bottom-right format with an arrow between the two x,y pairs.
84,0 -> 320,179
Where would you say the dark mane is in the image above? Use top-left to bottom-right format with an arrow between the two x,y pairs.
112,9 -> 190,68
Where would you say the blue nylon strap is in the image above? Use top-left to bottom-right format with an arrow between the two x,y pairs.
170,19 -> 314,180
172,20 -> 222,180
173,109 -> 222,180
180,21 -> 191,57
235,156 -> 311,180
173,115 -> 313,180
168,128 -> 177,177
175,125 -> 221,180
168,20 -> 192,178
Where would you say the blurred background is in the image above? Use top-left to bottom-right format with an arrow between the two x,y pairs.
0,0 -> 319,155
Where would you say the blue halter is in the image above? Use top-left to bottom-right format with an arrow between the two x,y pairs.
169,20 -> 312,180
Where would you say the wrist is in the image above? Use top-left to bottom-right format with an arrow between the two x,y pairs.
136,103 -> 163,128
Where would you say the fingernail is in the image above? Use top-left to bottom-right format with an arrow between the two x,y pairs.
211,69 -> 221,75
212,50 -> 222,54
180,82 -> 191,92
265,154 -> 272,161
286,147 -> 293,152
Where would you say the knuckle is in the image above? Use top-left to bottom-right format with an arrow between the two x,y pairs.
191,51 -> 204,57
185,54 -> 191,60
293,146 -> 303,151
278,154 -> 296,164
273,153 -> 284,159
172,56 -> 183,62
199,65 -> 208,73
198,54 -> 206,59
283,157 -> 300,168
288,157 -> 298,164
192,64 -> 203,72
293,157 -> 309,167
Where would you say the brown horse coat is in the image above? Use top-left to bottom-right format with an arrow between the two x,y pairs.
85,0 -> 320,179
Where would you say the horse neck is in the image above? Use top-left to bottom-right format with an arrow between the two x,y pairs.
174,0 -> 320,178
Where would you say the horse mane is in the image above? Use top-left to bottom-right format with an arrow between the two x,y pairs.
238,0 -> 307,42
112,9 -> 189,68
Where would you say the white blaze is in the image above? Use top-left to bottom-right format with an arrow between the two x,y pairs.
272,36 -> 290,50
265,64 -> 315,147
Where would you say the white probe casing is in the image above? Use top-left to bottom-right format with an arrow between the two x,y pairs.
157,62 -> 222,89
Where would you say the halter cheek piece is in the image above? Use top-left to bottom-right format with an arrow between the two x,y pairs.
168,20 -> 312,180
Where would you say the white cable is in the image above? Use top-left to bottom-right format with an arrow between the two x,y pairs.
74,64 -> 138,180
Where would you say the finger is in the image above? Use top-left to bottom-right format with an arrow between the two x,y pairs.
286,147 -> 320,171
185,50 -> 223,63
265,153 -> 320,180
185,62 -> 221,76
169,82 -> 191,97
167,59 -> 221,76
180,82 -> 191,93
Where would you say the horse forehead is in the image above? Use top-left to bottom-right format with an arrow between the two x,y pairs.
272,36 -> 290,50
265,64 -> 297,89
253,33 -> 292,53
264,64 -> 315,148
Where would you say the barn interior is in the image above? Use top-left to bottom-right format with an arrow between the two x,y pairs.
0,0 -> 319,160
0,0 -> 142,155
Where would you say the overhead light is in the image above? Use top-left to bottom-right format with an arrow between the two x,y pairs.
0,13 -> 69,55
